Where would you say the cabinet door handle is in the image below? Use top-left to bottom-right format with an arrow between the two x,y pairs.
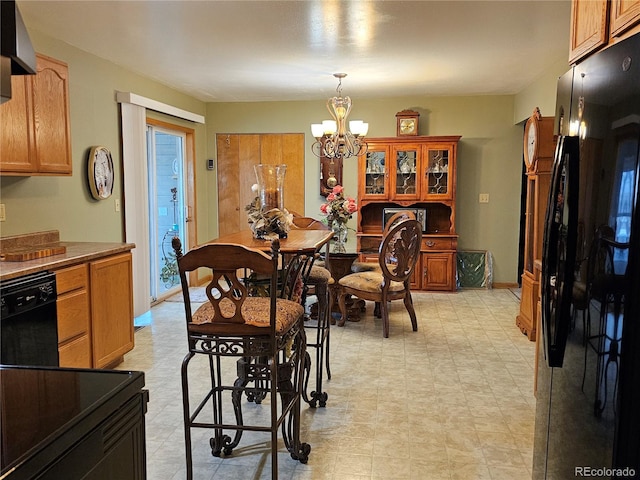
426,240 -> 435,247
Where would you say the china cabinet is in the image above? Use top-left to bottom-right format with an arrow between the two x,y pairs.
357,136 -> 460,291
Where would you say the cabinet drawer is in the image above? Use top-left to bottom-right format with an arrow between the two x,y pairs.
57,289 -> 90,342
56,264 -> 88,294
59,334 -> 92,368
421,238 -> 454,251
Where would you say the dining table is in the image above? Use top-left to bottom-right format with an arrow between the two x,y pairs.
209,228 -> 333,256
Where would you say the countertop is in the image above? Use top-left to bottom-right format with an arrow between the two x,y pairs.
0,365 -> 146,479
0,241 -> 135,281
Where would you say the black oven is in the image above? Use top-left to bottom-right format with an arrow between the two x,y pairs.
0,271 -> 59,367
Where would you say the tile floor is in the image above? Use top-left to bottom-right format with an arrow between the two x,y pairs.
118,288 -> 536,480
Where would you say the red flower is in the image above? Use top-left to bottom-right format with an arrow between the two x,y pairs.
319,184 -> 357,223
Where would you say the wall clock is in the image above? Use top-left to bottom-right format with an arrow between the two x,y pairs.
88,146 -> 114,200
396,110 -> 420,136
523,108 -> 540,170
523,107 -> 555,173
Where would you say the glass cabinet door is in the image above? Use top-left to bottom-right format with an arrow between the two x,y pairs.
423,146 -> 453,199
362,148 -> 389,199
392,146 -> 419,200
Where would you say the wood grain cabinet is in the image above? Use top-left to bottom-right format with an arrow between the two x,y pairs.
55,264 -> 92,368
357,136 -> 460,292
90,253 -> 134,369
53,252 -> 134,369
569,0 -> 640,64
0,54 -> 72,176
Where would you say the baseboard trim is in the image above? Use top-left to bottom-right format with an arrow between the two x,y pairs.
492,282 -> 519,289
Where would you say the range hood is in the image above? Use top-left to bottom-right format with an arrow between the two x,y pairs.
1,0 -> 37,103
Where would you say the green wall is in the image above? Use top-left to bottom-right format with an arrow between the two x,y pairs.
206,95 -> 523,284
0,26 -> 569,285
0,30 -> 208,243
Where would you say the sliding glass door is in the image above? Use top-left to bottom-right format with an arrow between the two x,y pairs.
147,125 -> 188,301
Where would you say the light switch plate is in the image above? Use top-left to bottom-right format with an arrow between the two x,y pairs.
0,204 -> 5,221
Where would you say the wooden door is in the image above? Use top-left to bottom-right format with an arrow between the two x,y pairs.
90,253 -> 134,368
216,133 -> 305,237
422,252 -> 455,291
390,144 -> 420,201
610,0 -> 640,37
359,144 -> 390,201
569,0 -> 609,63
33,54 -> 72,174
0,75 -> 35,174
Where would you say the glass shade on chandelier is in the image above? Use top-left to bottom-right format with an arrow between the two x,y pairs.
311,73 -> 368,159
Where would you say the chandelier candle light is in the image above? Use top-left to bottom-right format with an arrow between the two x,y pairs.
311,73 -> 369,159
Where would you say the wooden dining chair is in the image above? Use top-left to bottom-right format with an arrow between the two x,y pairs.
337,218 -> 422,338
172,238 -> 310,479
351,209 -> 416,274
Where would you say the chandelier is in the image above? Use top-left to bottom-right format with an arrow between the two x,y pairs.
311,73 -> 368,159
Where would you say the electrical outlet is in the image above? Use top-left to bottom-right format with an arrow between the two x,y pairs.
0,204 -> 5,221
479,193 -> 490,203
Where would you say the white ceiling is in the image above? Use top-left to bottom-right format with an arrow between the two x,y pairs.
18,0 -> 572,103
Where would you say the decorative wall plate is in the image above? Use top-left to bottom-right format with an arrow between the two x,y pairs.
88,146 -> 114,200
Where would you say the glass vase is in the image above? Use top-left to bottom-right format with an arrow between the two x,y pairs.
331,221 -> 348,253
254,164 -> 286,212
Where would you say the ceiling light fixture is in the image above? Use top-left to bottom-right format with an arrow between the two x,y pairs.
311,73 -> 368,159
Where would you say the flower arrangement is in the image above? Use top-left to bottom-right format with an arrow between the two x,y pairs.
320,185 -> 357,225
245,184 -> 293,240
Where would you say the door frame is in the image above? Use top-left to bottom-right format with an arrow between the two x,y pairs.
147,118 -> 197,289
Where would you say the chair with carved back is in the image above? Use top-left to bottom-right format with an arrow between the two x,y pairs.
351,210 -> 416,274
337,218 -> 422,338
172,238 -> 310,479
290,214 -> 333,408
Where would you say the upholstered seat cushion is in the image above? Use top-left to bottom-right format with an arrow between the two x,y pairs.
191,297 -> 304,334
350,261 -> 382,273
307,265 -> 332,284
338,271 -> 404,293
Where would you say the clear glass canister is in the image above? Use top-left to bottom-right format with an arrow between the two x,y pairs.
254,164 -> 286,211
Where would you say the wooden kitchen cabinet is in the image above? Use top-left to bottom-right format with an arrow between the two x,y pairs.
357,136 -> 460,291
55,264 -> 92,368
0,54 -> 72,176
90,253 -> 134,369
54,252 -> 135,369
569,0 -> 640,64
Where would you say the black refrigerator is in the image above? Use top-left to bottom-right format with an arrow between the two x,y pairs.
533,32 -> 640,479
